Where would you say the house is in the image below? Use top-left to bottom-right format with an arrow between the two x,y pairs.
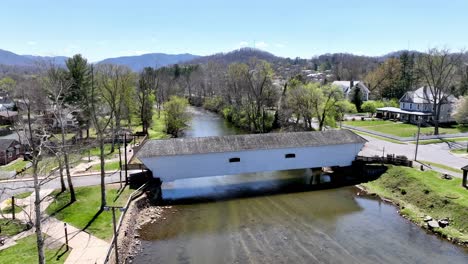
0,111 -> 18,125
376,86 -> 457,124
0,139 -> 23,165
0,96 -> 15,111
332,81 -> 370,101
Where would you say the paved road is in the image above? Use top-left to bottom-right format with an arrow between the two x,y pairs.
360,134 -> 467,171
0,170 -> 139,201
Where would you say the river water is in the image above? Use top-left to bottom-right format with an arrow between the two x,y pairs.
133,107 -> 467,264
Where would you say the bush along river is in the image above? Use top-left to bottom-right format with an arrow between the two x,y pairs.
130,107 -> 468,264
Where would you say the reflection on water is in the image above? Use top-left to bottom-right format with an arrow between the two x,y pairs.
133,107 -> 468,264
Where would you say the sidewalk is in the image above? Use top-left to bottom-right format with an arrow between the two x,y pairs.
0,190 -> 110,264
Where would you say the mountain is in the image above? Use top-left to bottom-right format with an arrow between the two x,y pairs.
0,49 -> 34,66
186,48 -> 284,66
97,53 -> 200,71
0,49 -> 68,67
22,55 -> 69,66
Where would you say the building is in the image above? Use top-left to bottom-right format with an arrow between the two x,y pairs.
377,86 -> 457,124
0,139 -> 23,165
136,130 -> 367,182
0,111 -> 18,125
332,81 -> 370,101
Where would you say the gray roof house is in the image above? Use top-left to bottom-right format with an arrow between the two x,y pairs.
377,86 -> 457,124
332,81 -> 370,101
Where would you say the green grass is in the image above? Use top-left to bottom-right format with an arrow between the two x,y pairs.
46,185 -> 133,240
0,234 -> 69,264
351,130 -> 405,144
132,111 -> 170,140
410,137 -> 468,145
90,161 -> 121,172
15,191 -> 33,199
451,148 -> 468,154
81,143 -> 117,159
0,160 -> 30,172
344,120 -> 468,137
0,219 -> 28,236
363,166 -> 468,242
419,160 -> 463,174
1,205 -> 24,214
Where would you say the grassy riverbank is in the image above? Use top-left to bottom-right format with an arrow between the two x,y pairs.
362,166 -> 468,245
46,184 -> 133,240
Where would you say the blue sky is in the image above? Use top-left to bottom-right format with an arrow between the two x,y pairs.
1,0 -> 467,61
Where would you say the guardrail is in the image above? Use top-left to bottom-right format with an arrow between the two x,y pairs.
103,182 -> 148,264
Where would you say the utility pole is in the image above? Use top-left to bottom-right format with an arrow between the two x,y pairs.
103,206 -> 126,264
118,134 -> 122,188
414,116 -> 421,161
124,133 -> 128,184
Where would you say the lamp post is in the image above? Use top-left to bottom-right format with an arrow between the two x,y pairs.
103,206 -> 126,264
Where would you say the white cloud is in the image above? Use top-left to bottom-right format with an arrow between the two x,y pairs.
27,41 -> 37,46
255,41 -> 268,49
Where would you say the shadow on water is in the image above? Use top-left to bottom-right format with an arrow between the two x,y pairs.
160,167 -> 384,206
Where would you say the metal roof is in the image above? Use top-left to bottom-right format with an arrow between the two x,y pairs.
136,130 -> 367,158
462,165 -> 468,171
376,107 -> 432,116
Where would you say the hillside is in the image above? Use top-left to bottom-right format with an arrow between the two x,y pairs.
97,53 -> 200,71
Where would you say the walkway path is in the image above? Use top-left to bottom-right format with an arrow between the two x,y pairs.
0,189 -> 110,264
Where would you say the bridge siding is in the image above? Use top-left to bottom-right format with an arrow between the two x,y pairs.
141,142 -> 364,182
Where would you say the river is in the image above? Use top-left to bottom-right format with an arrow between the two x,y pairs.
133,107 -> 468,264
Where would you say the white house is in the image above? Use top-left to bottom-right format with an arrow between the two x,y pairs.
136,130 -> 366,182
377,86 -> 457,124
332,81 -> 370,101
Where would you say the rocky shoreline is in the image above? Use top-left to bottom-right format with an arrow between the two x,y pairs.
356,184 -> 468,248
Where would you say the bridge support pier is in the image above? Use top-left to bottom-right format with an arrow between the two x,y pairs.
306,167 -> 323,185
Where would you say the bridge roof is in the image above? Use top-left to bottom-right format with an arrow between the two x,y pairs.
137,130 -> 366,158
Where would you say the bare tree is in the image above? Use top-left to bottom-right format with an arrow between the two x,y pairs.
416,48 -> 462,135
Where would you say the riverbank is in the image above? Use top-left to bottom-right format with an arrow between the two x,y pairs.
360,166 -> 468,247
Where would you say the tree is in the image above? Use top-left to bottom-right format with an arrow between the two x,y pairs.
164,96 -> 191,137
14,76 -> 49,264
350,86 -> 363,112
43,65 -> 76,202
312,84 -> 344,131
137,67 -> 157,135
416,48 -> 462,135
361,101 -> 377,117
335,100 -> 357,127
0,77 -> 16,92
452,96 -> 468,124
84,65 -> 114,209
66,54 -> 91,138
364,58 -> 402,99
97,64 -> 135,152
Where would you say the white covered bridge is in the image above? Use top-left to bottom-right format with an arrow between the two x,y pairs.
135,130 -> 367,182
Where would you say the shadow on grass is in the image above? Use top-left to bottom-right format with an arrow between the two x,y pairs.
53,244 -> 69,261
80,208 -> 103,234
48,201 -> 74,217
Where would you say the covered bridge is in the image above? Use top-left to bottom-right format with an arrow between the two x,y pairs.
136,130 -> 367,182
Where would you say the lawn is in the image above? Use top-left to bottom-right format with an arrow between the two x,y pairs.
0,160 -> 30,172
15,191 -> 33,199
1,204 -> 24,214
46,184 -> 133,240
0,234 -> 69,264
344,120 -> 468,138
132,111 -> 169,140
81,143 -> 118,159
451,148 -> 468,154
363,166 -> 468,242
410,137 -> 468,145
0,219 -> 28,236
90,161 -> 121,172
351,130 -> 405,144
418,160 -> 462,174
